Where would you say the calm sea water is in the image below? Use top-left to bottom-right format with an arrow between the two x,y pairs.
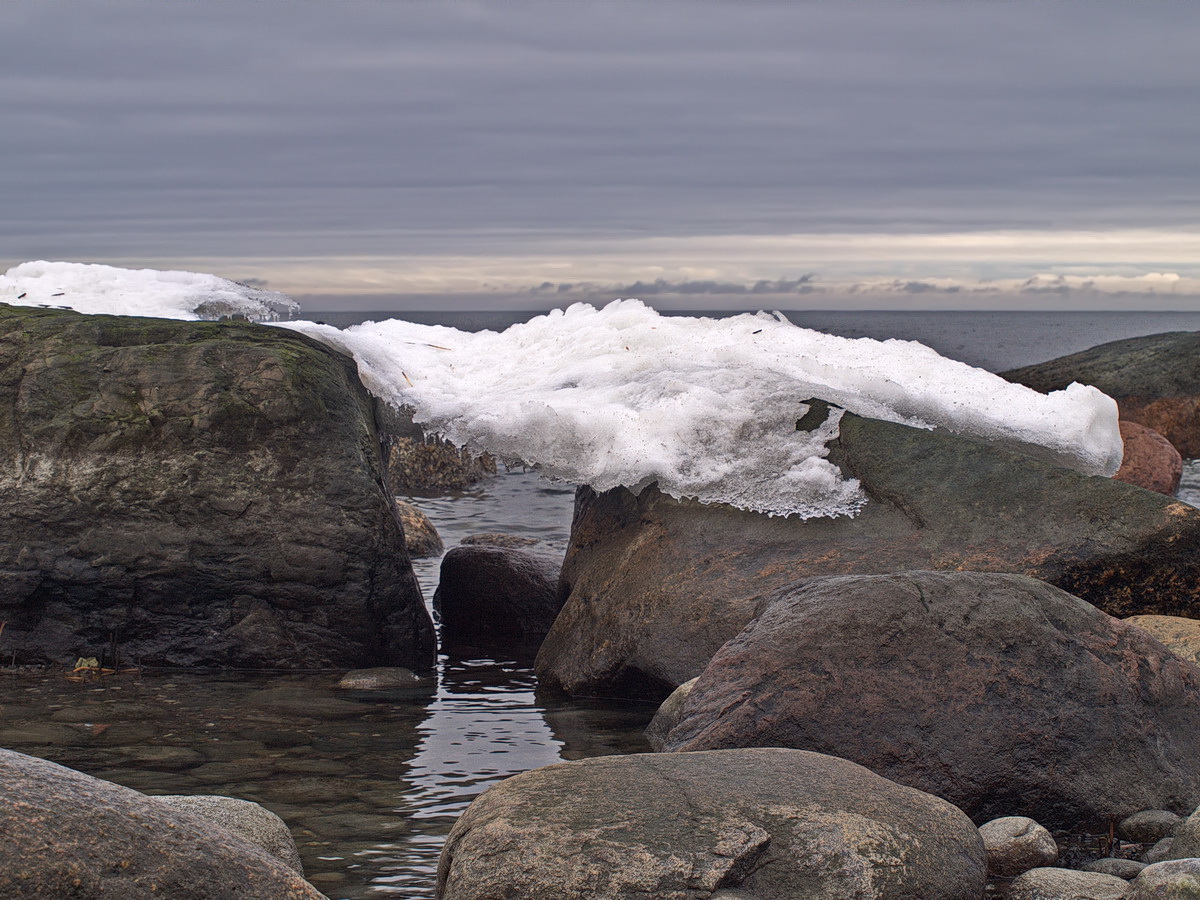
3,309 -> 1199,897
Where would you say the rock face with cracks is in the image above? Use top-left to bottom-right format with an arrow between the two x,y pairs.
0,748 -> 324,900
0,304 -> 434,669
537,412 -> 1200,700
436,748 -> 986,900
662,572 -> 1200,830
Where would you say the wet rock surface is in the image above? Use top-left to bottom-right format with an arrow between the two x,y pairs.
662,572 -> 1200,829
1002,330 -> 1200,458
0,747 -> 323,899
395,500 -> 444,558
437,748 -> 986,900
0,305 -> 433,670
537,413 -> 1200,700
375,402 -> 495,493
434,543 -> 563,656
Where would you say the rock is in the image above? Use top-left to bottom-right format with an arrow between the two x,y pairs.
1114,421 -> 1183,495
1124,616 -> 1200,667
1002,331 -> 1200,458
434,544 -> 564,655
1144,838 -> 1175,864
153,795 -> 304,874
436,748 -> 987,900
335,666 -> 427,691
537,412 -> 1200,700
394,500 -> 444,557
1084,858 -> 1147,880
979,815 -> 1059,876
0,747 -> 323,899
1163,804 -> 1200,860
1120,809 -> 1183,845
662,572 -> 1200,830
1008,867 -> 1130,900
460,532 -> 541,548
0,305 -> 434,670
644,676 -> 698,751
1128,859 -> 1200,898
374,400 -> 495,493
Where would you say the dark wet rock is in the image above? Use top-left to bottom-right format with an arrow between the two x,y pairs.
154,794 -> 304,874
1084,858 -> 1147,880
1129,859 -> 1200,898
1143,838 -> 1174,864
979,816 -> 1059,877
1120,809 -> 1183,845
437,748 -> 986,900
1124,615 -> 1200,667
1008,867 -> 1130,900
537,412 -> 1200,700
644,676 -> 697,751
375,401 -> 495,493
1003,331 -> 1200,458
394,500 -> 444,557
434,544 -> 563,655
0,747 -> 323,899
0,305 -> 433,670
663,572 -> 1200,830
1114,421 -> 1183,495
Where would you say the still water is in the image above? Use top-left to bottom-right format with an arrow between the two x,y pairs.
0,471 -> 655,899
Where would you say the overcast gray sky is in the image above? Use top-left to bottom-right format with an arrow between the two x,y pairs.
2,1 -> 1198,310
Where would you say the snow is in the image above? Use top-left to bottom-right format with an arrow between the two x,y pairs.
282,300 -> 1122,518
0,261 -> 299,322
0,262 -> 1123,518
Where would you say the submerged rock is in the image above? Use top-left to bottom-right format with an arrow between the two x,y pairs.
334,666 -> 427,691
0,305 -> 433,669
1003,330 -> 1200,457
1114,421 -> 1183,495
434,543 -> 564,656
662,572 -> 1200,830
0,748 -> 323,899
437,748 -> 986,900
537,412 -> 1200,699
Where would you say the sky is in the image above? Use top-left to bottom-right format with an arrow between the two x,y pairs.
2,1 -> 1198,312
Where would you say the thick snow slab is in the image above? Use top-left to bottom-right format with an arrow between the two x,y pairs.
283,300 -> 1122,518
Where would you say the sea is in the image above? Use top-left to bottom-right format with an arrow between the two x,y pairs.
3,307 -> 1200,898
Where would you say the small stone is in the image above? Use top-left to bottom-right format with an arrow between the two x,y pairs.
1008,867 -> 1130,900
1144,837 -> 1174,864
335,667 -> 424,691
1119,809 -> 1182,845
1128,858 -> 1200,899
979,815 -> 1059,876
1083,858 -> 1147,880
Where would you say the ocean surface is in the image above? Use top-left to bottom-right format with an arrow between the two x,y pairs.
3,308 -> 1200,898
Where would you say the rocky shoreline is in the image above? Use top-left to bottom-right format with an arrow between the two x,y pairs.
4,306 -> 1200,898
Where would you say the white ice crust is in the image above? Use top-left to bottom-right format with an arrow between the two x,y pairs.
1,261 -> 299,322
282,299 -> 1123,519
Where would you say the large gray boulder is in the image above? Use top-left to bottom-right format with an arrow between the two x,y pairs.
1003,331 -> 1200,457
0,305 -> 434,669
662,572 -> 1200,830
436,748 -> 986,900
0,748 -> 323,899
537,412 -> 1200,700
